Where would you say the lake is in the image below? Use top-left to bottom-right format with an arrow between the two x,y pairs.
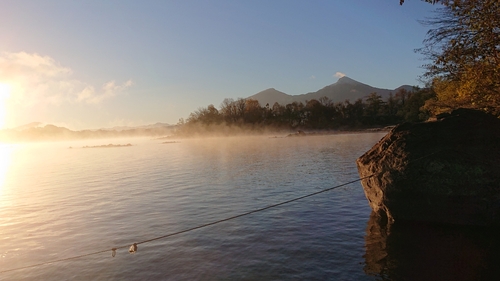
1,133 -> 499,280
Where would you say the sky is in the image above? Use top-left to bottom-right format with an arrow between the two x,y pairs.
0,0 -> 438,130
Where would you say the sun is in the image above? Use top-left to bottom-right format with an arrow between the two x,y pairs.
0,82 -> 12,129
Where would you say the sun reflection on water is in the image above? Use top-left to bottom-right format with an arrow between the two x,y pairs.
0,143 -> 15,198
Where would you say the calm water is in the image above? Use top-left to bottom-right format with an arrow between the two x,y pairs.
1,133 -> 499,281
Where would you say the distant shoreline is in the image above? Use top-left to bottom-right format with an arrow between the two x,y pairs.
80,143 -> 132,148
285,127 -> 393,137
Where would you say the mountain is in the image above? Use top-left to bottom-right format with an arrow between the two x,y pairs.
248,88 -> 296,108
0,122 -> 175,142
247,76 -> 415,106
100,122 -> 172,131
12,122 -> 44,131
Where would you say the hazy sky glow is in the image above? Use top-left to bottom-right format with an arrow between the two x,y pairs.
0,0 -> 437,130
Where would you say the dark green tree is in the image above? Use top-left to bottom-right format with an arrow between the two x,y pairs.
364,93 -> 384,125
400,0 -> 445,5
399,88 -> 436,121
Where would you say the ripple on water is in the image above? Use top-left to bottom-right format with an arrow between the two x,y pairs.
0,134 -> 385,280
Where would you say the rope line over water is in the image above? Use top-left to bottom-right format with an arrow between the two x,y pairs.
0,175 -> 373,274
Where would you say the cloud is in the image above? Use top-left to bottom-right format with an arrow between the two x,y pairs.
0,51 -> 72,78
0,51 -> 133,107
77,80 -> 134,104
334,72 -> 346,78
309,75 -> 316,80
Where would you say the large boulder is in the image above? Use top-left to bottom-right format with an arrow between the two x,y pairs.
356,108 -> 500,226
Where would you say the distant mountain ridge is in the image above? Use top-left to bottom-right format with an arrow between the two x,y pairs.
1,122 -> 175,142
12,122 -> 45,131
9,122 -> 172,132
100,122 -> 171,131
247,76 -> 415,106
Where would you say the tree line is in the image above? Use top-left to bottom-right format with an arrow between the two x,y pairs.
180,87 -> 435,132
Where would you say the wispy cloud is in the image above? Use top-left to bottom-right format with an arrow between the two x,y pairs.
309,75 -> 316,80
334,72 -> 346,78
0,51 -> 133,107
77,80 -> 134,104
0,51 -> 72,78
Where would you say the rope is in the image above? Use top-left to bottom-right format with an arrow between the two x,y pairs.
0,175 -> 373,274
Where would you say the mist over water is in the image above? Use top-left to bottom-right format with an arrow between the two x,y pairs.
3,133 -> 497,280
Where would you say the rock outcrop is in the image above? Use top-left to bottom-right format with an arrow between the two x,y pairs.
356,109 -> 500,226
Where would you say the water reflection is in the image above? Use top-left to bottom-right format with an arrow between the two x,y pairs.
364,212 -> 500,281
0,144 -> 14,191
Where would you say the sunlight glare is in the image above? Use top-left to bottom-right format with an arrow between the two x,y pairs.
0,144 -> 14,198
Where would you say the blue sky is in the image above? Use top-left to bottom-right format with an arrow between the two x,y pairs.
0,0 -> 437,130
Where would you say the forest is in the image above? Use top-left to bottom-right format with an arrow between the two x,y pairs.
178,87 -> 435,134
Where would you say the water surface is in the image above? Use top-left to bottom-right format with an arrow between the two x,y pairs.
2,133 -> 497,280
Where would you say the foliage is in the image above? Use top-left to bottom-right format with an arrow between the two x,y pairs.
179,87 -> 434,134
417,0 -> 500,116
399,88 -> 435,121
400,0 -> 447,5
